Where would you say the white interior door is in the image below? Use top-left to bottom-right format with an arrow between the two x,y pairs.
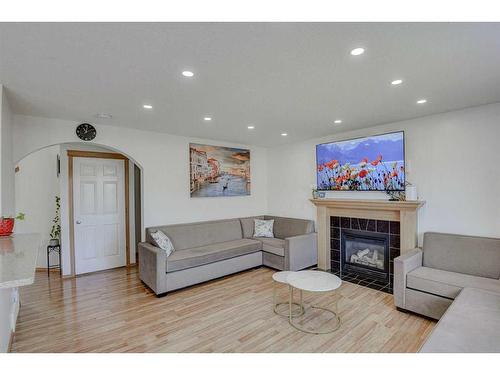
73,157 -> 126,275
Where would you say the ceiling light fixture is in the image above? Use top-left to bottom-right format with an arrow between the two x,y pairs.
350,47 -> 365,56
391,79 -> 403,85
143,104 -> 153,109
247,125 -> 255,129
203,117 -> 212,121
95,113 -> 112,119
334,119 -> 342,124
416,99 -> 427,104
281,133 -> 288,137
182,70 -> 194,77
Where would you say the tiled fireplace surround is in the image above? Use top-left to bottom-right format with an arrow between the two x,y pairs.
310,199 -> 424,294
330,216 -> 400,293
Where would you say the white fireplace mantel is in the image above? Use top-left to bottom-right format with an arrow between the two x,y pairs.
310,198 -> 425,271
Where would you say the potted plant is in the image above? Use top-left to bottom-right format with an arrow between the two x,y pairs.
385,181 -> 413,201
0,213 -> 25,236
49,196 -> 61,246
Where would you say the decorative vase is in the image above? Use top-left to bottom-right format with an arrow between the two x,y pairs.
406,186 -> 418,201
312,191 -> 319,199
0,218 -> 15,236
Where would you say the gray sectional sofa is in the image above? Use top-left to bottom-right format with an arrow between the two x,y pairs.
138,215 -> 317,296
394,232 -> 500,352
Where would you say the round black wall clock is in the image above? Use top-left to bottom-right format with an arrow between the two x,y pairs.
76,123 -> 97,141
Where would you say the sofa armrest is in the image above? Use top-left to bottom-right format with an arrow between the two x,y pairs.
138,242 -> 167,295
394,248 -> 423,308
285,233 -> 318,271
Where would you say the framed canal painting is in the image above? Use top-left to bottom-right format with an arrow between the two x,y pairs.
189,143 -> 251,197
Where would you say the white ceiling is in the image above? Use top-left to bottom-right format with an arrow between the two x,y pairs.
1,23 -> 500,147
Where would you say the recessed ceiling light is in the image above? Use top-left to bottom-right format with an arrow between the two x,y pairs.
247,125 -> 255,129
182,70 -> 194,77
391,79 -> 403,85
143,104 -> 153,109
95,113 -> 112,119
203,117 -> 212,121
281,133 -> 288,137
350,47 -> 365,56
334,119 -> 342,124
416,99 -> 427,104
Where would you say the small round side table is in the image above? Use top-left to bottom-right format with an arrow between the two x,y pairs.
272,271 -> 304,318
287,270 -> 342,334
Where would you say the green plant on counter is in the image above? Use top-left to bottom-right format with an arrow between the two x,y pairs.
1,212 -> 25,220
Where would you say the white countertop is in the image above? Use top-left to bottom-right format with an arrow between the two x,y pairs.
0,234 -> 41,289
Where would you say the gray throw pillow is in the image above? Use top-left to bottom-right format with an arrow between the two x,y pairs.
151,230 -> 175,257
254,219 -> 274,238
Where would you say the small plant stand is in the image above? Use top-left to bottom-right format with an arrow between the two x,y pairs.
47,243 -> 61,276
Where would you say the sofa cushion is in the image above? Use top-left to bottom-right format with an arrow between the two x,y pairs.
254,219 -> 275,238
423,232 -> 500,279
147,219 -> 243,250
239,216 -> 265,238
420,288 -> 500,352
407,266 -> 500,299
264,216 -> 314,239
150,230 -> 175,256
258,237 -> 286,257
166,238 -> 262,272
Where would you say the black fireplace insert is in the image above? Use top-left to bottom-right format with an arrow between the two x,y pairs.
341,229 -> 390,282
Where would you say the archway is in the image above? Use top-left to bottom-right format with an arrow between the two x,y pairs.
14,142 -> 144,277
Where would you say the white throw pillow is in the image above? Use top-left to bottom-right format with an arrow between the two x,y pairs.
151,230 -> 175,257
254,219 -> 274,238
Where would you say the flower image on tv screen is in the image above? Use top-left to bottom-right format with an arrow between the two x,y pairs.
316,131 -> 405,191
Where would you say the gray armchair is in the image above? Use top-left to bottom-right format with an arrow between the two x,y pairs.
394,232 -> 500,319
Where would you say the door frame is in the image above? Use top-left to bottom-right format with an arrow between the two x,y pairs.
68,150 -> 131,277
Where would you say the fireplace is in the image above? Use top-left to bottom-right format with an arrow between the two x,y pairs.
341,229 -> 390,282
330,215 -> 402,293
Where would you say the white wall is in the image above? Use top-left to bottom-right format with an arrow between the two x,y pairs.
13,114 -> 269,275
0,86 -> 15,216
267,103 -> 500,243
14,145 -> 60,267
11,103 -> 500,275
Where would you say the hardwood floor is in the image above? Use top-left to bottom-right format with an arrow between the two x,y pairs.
11,266 -> 435,353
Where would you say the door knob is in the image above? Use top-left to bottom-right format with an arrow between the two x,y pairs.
76,220 -> 82,224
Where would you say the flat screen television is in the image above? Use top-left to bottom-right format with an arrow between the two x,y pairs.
316,131 -> 405,191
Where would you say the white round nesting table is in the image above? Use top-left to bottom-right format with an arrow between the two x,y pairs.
286,270 -> 342,334
272,271 -> 304,318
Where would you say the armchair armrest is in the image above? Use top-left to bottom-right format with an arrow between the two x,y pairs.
394,248 -> 423,308
285,233 -> 318,271
138,242 -> 167,295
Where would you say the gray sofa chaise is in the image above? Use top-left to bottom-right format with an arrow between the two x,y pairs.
394,232 -> 500,352
138,215 -> 317,296
419,287 -> 500,352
